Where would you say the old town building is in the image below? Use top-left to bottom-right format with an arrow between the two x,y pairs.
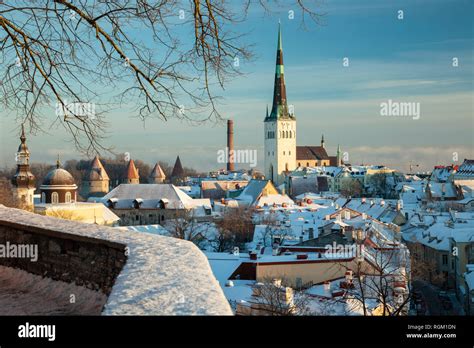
11,125 -> 36,210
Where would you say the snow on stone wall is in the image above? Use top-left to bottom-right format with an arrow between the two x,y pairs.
0,205 -> 232,315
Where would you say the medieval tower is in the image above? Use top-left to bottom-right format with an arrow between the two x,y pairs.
82,155 -> 110,198
264,23 -> 296,186
11,125 -> 36,210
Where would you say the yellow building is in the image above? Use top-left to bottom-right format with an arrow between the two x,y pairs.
35,202 -> 119,226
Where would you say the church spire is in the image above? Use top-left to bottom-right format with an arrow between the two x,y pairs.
336,144 -> 342,166
12,124 -> 36,207
20,124 -> 26,144
266,22 -> 291,121
56,154 -> 61,169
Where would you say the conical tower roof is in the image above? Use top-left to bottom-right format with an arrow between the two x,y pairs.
171,156 -> 184,178
149,162 -> 166,180
88,155 -> 110,181
126,159 -> 140,180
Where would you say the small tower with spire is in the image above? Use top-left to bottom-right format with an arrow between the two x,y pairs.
171,156 -> 185,185
321,134 -> 325,148
12,125 -> 36,210
149,162 -> 166,184
264,22 -> 296,186
124,159 -> 140,184
82,155 -> 110,198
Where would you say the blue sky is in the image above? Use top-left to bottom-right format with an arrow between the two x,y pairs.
1,0 -> 473,172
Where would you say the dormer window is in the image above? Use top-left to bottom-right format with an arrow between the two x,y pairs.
133,198 -> 143,209
159,198 -> 169,209
107,198 -> 118,208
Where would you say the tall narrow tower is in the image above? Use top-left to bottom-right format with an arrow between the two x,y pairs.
264,23 -> 296,186
336,144 -> 342,167
12,125 -> 36,210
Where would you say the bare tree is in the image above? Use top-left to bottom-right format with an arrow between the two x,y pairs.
246,278 -> 312,316
40,207 -> 79,221
163,208 -> 210,248
257,212 -> 292,247
367,173 -> 390,198
212,206 -> 253,252
1,1 -> 324,154
408,242 -> 447,287
340,178 -> 363,198
337,242 -> 412,316
0,177 -> 19,208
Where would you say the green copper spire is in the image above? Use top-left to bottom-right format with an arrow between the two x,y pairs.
336,144 -> 342,166
265,22 -> 293,121
277,20 -> 283,51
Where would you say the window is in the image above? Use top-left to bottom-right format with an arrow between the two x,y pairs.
442,254 -> 448,265
51,192 -> 59,204
41,192 -> 45,203
283,151 -> 285,155
289,151 -> 291,155
65,192 -> 71,203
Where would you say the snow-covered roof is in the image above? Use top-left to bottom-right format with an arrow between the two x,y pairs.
101,184 -> 209,211
464,266 -> 474,291
0,205 -> 232,315
426,182 -> 458,198
255,194 -> 294,207
236,180 -> 272,205
34,202 -> 120,225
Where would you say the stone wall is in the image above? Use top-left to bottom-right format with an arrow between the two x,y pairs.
0,220 -> 126,295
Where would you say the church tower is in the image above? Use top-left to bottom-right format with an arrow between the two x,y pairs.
264,23 -> 296,186
336,144 -> 342,167
12,125 -> 36,210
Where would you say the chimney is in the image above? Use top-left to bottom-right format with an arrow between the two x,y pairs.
227,119 -> 235,171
